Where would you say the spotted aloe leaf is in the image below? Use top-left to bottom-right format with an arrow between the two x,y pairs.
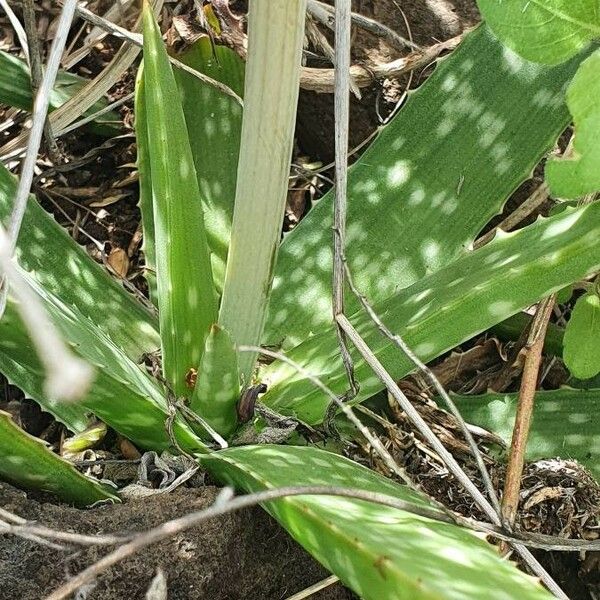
263,26 -> 585,349
190,324 -> 240,439
0,410 -> 117,506
452,388 -> 600,480
203,445 -> 553,600
140,6 -> 217,396
261,203 -> 600,425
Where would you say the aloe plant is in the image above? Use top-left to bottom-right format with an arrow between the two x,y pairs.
0,5 -> 599,599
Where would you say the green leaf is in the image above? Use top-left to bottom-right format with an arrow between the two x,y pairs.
264,26 -> 584,349
203,446 -> 553,600
492,312 -> 565,356
261,203 -> 600,425
0,291 -> 204,452
452,389 -> 600,480
0,410 -> 118,506
0,164 -> 160,363
174,38 -> 244,291
477,0 -> 600,64
190,324 -> 240,438
134,65 -> 157,304
564,291 -> 600,379
0,49 -> 120,135
141,7 -> 218,396
546,49 -> 600,197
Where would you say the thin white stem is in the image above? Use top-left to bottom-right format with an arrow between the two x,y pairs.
0,223 -> 93,401
332,0 -> 357,397
0,0 -> 29,63
0,0 -> 77,317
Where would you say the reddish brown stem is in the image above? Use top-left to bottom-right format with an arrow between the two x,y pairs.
501,295 -> 556,529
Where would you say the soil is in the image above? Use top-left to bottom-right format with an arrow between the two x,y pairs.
0,482 -> 355,600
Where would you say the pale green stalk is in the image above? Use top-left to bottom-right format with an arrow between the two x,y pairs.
218,0 -> 307,384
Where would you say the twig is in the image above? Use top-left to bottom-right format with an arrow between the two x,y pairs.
334,314 -> 567,599
307,0 -> 419,51
332,0 -> 358,401
22,0 -> 62,164
0,222 -> 94,400
68,2 -> 243,106
0,0 -> 78,318
284,575 -> 340,600
501,295 -> 556,529
44,485 -> 454,600
55,92 -> 134,137
343,265 -> 501,516
299,32 -> 464,93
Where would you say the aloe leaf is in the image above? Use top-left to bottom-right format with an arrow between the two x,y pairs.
546,49 -> 600,197
190,324 -> 240,438
0,290 -> 204,452
477,0 -> 600,64
261,203 -> 600,425
563,291 -> 600,379
0,410 -> 117,506
0,49 -> 119,135
264,26 -> 584,349
134,65 -> 157,304
141,7 -> 217,396
174,38 -> 244,291
203,446 -> 553,600
452,389 -> 600,480
0,164 -> 160,362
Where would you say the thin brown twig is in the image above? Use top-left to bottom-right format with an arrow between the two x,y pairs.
501,295 -> 556,529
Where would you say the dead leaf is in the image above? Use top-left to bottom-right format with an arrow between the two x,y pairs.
107,247 -> 129,278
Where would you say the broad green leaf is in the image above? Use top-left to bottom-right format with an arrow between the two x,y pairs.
546,49 -> 600,197
141,7 -> 217,396
203,446 -> 553,600
563,291 -> 600,379
0,50 -> 119,135
134,65 -> 157,304
264,26 -> 584,349
174,38 -> 244,291
261,203 -> 600,425
190,324 -> 240,438
0,410 -> 118,506
477,0 -> 600,64
0,164 -> 160,363
452,389 -> 600,480
0,290 -> 204,452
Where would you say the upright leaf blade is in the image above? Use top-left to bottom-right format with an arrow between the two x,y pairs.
264,26 -> 584,349
174,39 -> 244,291
0,410 -> 118,506
203,446 -> 553,600
141,7 -> 217,396
218,0 -> 307,382
190,324 -> 240,438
